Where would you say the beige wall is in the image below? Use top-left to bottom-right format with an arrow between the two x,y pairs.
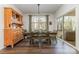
54,4 -> 76,18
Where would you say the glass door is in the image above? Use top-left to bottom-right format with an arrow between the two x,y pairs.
64,16 -> 76,46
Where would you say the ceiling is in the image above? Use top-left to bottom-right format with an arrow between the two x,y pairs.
14,4 -> 62,14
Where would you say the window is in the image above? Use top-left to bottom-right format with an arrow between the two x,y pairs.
57,17 -> 64,39
31,15 -> 48,32
64,16 -> 75,31
57,17 -> 63,31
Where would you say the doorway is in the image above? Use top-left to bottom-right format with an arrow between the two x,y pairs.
57,9 -> 76,46
63,9 -> 76,46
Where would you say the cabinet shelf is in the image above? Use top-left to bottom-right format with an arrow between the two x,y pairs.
11,21 -> 23,26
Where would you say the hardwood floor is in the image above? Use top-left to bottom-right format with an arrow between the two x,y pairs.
0,39 -> 79,54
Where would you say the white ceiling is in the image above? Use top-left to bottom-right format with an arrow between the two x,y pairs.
14,4 -> 62,14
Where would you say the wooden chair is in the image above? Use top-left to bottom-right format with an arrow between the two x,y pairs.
49,33 -> 57,45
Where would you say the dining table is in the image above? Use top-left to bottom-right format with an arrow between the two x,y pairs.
24,31 -> 57,47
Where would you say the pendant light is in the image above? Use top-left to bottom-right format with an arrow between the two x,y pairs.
37,4 -> 40,14
37,4 -> 41,32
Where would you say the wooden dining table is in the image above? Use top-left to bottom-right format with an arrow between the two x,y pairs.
24,32 -> 57,47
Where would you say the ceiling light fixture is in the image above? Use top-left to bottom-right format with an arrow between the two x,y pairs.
37,4 -> 40,14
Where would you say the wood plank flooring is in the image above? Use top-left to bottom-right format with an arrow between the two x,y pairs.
0,39 -> 79,54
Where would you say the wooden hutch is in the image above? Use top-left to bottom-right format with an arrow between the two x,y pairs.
4,7 -> 24,48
